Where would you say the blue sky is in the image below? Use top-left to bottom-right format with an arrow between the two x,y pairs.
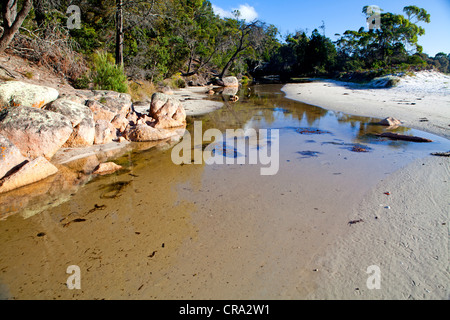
210,0 -> 450,56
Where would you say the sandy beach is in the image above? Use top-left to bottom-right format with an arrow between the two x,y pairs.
282,71 -> 450,139
172,86 -> 224,116
0,76 -> 448,300
282,71 -> 450,299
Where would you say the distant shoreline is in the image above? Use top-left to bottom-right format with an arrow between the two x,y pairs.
281,71 -> 450,140
281,71 -> 450,299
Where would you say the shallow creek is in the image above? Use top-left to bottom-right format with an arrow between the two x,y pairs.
0,84 -> 448,299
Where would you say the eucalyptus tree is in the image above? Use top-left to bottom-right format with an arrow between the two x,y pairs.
337,5 -> 431,69
218,14 -> 275,78
0,0 -> 33,52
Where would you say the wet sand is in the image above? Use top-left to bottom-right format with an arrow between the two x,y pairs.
0,126 -> 423,299
0,83 -> 448,300
282,77 -> 450,299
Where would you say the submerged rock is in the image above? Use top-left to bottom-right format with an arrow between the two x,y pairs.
377,117 -> 402,127
92,162 -> 123,175
378,132 -> 432,142
222,87 -> 239,96
123,124 -> 179,142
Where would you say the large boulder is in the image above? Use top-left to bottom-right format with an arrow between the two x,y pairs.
221,76 -> 239,87
85,91 -> 132,123
222,87 -> 239,96
132,101 -> 151,115
45,99 -> 94,127
149,92 -> 186,129
89,90 -> 132,117
0,157 -> 58,194
0,81 -> 59,108
111,113 -> 129,133
58,92 -> 89,105
85,99 -> 116,122
64,118 -> 95,147
46,99 -> 96,148
0,106 -> 73,159
0,134 -> 28,179
94,120 -> 116,145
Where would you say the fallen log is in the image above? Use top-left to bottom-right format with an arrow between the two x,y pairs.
378,132 -> 433,143
431,151 -> 450,157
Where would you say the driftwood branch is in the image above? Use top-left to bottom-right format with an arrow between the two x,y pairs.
431,151 -> 450,157
378,132 -> 432,143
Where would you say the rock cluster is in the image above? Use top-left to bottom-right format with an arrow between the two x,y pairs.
0,81 -> 187,193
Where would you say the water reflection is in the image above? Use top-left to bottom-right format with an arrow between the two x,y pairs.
203,84 -> 445,151
1,84 -> 448,220
0,84 -> 449,299
0,135 -> 185,220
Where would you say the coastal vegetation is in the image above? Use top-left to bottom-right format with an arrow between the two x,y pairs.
0,1 -> 449,91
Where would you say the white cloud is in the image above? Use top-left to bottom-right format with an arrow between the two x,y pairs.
212,3 -> 259,21
236,4 -> 258,21
212,4 -> 234,19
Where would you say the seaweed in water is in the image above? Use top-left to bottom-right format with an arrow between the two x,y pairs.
297,151 -> 322,158
63,218 -> 87,228
211,143 -> 244,159
295,128 -> 331,135
99,181 -> 131,199
87,204 -> 107,214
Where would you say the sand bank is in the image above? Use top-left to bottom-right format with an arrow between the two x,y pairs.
307,155 -> 449,299
282,71 -> 450,139
282,71 -> 450,299
172,86 -> 224,116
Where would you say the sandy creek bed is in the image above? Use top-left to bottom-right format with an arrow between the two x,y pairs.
0,84 -> 448,299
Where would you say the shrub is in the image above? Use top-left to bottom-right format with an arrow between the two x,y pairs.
92,51 -> 128,93
240,75 -> 251,86
163,73 -> 186,89
128,80 -> 156,102
72,74 -> 91,89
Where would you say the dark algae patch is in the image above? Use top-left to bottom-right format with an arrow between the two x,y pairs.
99,181 -> 131,199
297,151 -> 322,158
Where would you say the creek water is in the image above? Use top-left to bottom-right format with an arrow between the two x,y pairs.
0,84 -> 448,299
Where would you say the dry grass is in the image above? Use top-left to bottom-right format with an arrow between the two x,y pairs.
128,80 -> 156,102
8,24 -> 87,83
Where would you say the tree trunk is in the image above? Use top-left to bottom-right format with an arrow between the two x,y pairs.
32,0 -> 46,27
220,49 -> 240,78
0,0 -> 33,53
115,0 -> 124,66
